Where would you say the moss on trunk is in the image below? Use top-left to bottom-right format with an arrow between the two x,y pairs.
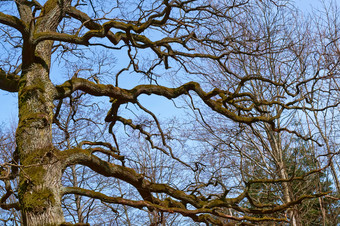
17,34 -> 64,224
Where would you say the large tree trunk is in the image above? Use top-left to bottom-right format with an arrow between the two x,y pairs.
16,37 -> 64,225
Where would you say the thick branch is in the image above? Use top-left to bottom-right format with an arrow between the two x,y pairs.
58,145 -> 330,223
60,148 -> 244,210
55,78 -> 277,125
0,12 -> 26,34
62,186 -> 287,224
15,0 -> 34,26
65,7 -> 125,45
65,4 -> 171,45
0,202 -> 20,211
0,69 -> 20,92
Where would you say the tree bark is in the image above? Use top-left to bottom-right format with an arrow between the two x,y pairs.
14,1 -> 74,224
17,37 -> 64,225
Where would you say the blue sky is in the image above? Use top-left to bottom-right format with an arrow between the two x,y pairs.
0,90 -> 18,125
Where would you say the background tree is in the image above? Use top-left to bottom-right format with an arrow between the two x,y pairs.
175,0 -> 340,225
0,0 -> 339,225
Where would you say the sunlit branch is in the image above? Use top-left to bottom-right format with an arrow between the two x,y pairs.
55,78 -> 279,125
60,148 -> 246,210
62,186 -> 289,224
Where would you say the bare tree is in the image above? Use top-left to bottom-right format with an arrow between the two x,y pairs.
0,0 -> 339,225
180,1 -> 340,225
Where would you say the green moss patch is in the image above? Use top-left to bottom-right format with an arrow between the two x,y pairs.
22,187 -> 55,213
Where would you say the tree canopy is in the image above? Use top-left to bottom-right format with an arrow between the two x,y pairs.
0,0 -> 339,225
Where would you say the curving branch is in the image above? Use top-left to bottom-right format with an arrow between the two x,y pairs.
65,6 -> 128,45
59,147 -> 330,224
62,186 -> 288,225
32,28 -> 199,62
0,12 -> 27,34
59,148 -> 246,209
77,141 -> 124,163
66,0 -> 172,36
55,78 -> 279,125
